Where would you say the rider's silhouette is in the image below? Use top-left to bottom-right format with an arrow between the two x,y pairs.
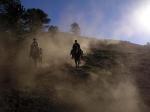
72,40 -> 80,51
30,38 -> 39,58
70,40 -> 83,68
70,40 -> 81,58
31,38 -> 38,48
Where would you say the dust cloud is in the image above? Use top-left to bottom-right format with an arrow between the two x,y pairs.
0,32 -> 147,112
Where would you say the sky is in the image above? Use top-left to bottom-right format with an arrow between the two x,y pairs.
21,0 -> 150,45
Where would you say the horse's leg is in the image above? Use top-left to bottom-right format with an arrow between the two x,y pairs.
34,58 -> 38,67
75,60 -> 78,68
34,59 -> 36,67
40,56 -> 42,64
77,58 -> 80,68
33,59 -> 36,66
74,59 -> 77,68
77,61 -> 79,68
77,60 -> 80,68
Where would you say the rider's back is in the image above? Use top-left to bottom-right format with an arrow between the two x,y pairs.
72,43 -> 80,51
71,43 -> 81,58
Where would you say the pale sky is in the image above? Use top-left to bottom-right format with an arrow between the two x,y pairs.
22,0 -> 150,45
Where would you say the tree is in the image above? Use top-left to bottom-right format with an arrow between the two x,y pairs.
0,1 -> 51,41
48,25 -> 58,36
23,8 -> 50,33
0,0 -> 51,60
70,22 -> 80,35
0,0 -> 25,33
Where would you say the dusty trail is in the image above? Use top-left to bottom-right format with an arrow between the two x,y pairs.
0,36 -> 150,112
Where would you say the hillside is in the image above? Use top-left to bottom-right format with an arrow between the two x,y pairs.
0,32 -> 150,112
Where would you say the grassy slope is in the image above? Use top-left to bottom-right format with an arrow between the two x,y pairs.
0,32 -> 150,112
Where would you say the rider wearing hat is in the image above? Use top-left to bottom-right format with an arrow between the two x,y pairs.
31,38 -> 39,48
30,38 -> 39,57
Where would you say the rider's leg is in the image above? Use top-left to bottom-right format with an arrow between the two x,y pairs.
34,59 -> 38,67
78,58 -> 80,68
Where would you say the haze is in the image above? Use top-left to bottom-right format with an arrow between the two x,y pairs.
22,0 -> 150,44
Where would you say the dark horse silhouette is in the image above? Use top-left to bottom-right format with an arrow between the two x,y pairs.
30,46 -> 40,67
71,48 -> 83,68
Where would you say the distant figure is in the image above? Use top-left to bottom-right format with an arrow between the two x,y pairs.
29,38 -> 40,67
70,40 -> 83,68
31,38 -> 39,48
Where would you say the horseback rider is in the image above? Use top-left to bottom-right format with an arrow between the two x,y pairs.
31,38 -> 39,48
70,40 -> 83,68
29,38 -> 39,58
73,40 -> 80,51
70,40 -> 83,59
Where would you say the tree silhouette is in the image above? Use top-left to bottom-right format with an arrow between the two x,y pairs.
0,1 -> 51,42
0,0 -> 25,33
70,22 -> 80,35
23,8 -> 50,33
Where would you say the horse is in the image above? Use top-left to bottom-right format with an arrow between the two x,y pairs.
71,48 -> 83,68
30,45 -> 40,67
